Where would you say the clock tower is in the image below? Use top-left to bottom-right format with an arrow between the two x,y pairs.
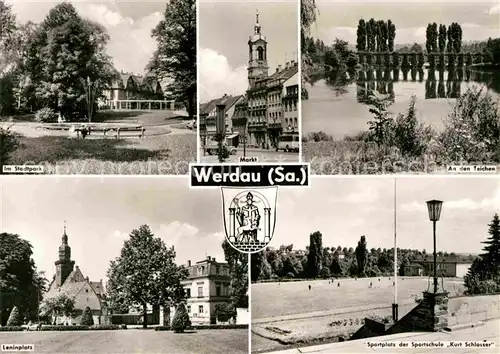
247,10 -> 269,89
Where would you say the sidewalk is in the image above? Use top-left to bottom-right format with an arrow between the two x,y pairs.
265,319 -> 500,354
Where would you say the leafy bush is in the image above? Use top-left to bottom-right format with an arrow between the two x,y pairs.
89,325 -> 121,330
34,108 -> 57,123
120,324 -> 127,330
367,93 -> 395,147
6,306 -> 22,326
0,326 -> 24,331
154,326 -> 171,331
214,303 -> 236,322
437,87 -> 500,162
0,126 -> 20,171
171,303 -> 191,333
40,325 -> 89,331
394,95 -> 435,157
80,306 -> 94,326
303,131 -> 333,142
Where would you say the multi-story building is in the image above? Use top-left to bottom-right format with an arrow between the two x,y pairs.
404,255 -> 474,278
180,256 -> 232,325
199,94 -> 243,147
232,11 -> 299,148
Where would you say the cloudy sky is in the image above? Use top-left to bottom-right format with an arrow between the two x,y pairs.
312,0 -> 500,46
199,0 -> 299,102
274,178 -> 500,255
0,177 -> 225,285
7,0 -> 166,75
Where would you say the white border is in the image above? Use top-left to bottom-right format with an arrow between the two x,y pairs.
297,0 -> 303,163
196,0 -> 201,163
188,162 -> 312,189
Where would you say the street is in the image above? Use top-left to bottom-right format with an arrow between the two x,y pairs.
199,148 -> 299,163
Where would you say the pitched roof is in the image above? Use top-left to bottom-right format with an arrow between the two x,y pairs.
269,64 -> 298,82
412,255 -> 475,264
200,95 -> 243,116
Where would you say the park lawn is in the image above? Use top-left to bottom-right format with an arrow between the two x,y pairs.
251,277 -> 466,320
9,133 -> 196,175
0,329 -> 248,354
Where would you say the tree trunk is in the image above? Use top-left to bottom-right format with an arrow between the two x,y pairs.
187,91 -> 195,120
142,303 -> 147,329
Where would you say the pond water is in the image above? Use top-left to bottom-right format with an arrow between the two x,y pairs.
302,68 -> 500,140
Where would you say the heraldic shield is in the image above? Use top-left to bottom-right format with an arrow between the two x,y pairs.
221,187 -> 278,253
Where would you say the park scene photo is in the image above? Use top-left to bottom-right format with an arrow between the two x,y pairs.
251,177 -> 500,353
0,0 -> 196,175
301,0 -> 500,174
0,177 -> 248,353
198,0 -> 299,163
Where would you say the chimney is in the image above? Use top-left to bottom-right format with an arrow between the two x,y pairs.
278,65 -> 282,72
291,60 -> 296,67
187,260 -> 191,267
275,68 -> 279,73
75,265 -> 79,270
212,258 -> 216,262
285,62 -> 290,69
85,276 -> 89,282
207,256 -> 211,261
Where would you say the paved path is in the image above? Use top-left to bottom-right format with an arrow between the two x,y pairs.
264,319 -> 499,354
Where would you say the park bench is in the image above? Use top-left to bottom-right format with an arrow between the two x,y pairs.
72,126 -> 145,139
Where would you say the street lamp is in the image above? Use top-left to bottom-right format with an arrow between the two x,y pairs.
426,199 -> 443,293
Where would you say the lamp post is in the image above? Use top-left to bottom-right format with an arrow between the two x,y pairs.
426,199 -> 443,294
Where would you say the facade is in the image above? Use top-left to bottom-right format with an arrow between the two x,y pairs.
44,226 -> 107,325
175,256 -> 232,325
199,94 -> 243,147
231,11 -> 299,148
104,72 -> 163,101
404,256 -> 474,278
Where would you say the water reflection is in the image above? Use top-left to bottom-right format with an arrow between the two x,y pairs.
349,68 -> 500,104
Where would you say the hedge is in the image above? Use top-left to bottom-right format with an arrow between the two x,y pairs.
0,326 -> 25,332
154,324 -> 248,331
40,324 -> 122,331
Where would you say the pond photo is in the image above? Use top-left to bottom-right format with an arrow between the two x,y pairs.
301,0 -> 500,174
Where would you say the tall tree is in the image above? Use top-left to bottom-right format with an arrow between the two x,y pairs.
40,293 -> 76,324
149,0 -> 196,119
0,233 -> 45,326
455,23 -> 462,53
355,235 -> 368,276
481,213 -> 500,275
438,24 -> 447,53
356,19 -> 366,51
446,24 -> 454,53
425,24 -> 432,53
387,20 -> 396,52
106,225 -> 188,328
367,18 -> 377,52
222,240 -> 248,308
431,23 -> 438,52
306,231 -> 323,277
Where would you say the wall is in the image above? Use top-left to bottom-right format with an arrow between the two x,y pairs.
456,263 -> 472,278
236,308 -> 249,325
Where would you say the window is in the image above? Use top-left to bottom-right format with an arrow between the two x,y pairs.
216,285 -> 221,296
187,305 -> 191,313
198,286 -> 203,297
215,266 -> 219,274
199,305 -> 204,313
186,288 -> 191,298
85,289 -> 89,293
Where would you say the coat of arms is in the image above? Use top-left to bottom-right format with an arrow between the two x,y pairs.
221,187 -> 277,253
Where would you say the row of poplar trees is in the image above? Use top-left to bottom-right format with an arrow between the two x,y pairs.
356,19 -> 396,53
425,23 -> 463,54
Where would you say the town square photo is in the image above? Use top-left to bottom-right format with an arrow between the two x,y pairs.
0,0 -> 196,175
0,177 -> 248,353
301,0 -> 500,174
198,0 -> 300,163
251,177 -> 500,353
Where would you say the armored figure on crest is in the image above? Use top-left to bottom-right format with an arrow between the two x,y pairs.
233,192 -> 261,242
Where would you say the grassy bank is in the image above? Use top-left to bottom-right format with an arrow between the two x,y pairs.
302,87 -> 500,174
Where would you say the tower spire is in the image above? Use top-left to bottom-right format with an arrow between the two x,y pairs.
256,9 -> 259,24
254,9 -> 261,34
64,220 -> 66,234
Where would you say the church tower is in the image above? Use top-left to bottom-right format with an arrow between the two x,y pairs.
54,222 -> 75,287
247,9 -> 269,89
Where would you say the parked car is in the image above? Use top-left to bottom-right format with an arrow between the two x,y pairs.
22,322 -> 41,331
186,119 -> 197,130
205,142 -> 237,156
